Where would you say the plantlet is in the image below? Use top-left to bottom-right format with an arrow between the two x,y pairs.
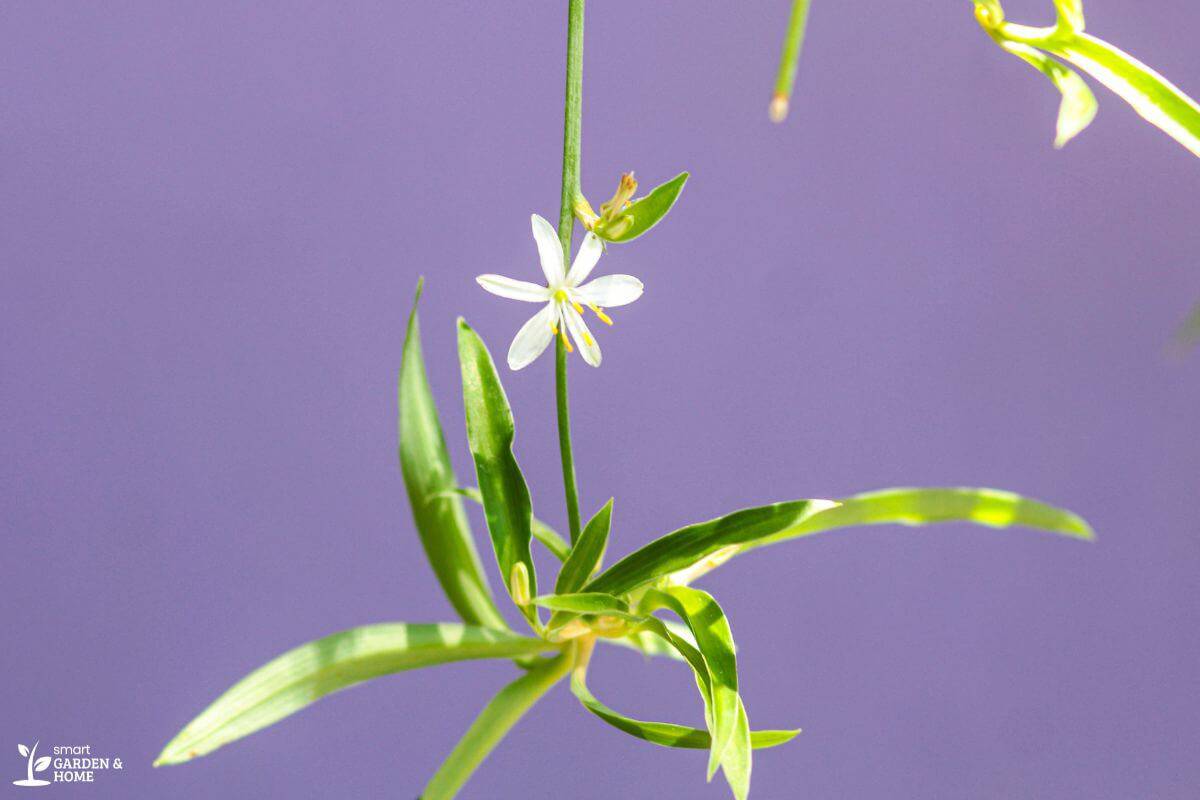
156,3 -> 1097,797
771,1 -> 1200,158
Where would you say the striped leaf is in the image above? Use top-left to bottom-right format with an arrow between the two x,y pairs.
457,320 -> 538,619
421,652 -> 571,799
399,282 -> 506,629
155,623 -> 555,766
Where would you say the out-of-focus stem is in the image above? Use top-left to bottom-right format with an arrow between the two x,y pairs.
770,0 -> 813,122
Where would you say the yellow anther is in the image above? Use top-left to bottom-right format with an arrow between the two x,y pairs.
589,305 -> 613,326
582,332 -> 594,347
571,300 -> 584,315
558,325 -> 574,353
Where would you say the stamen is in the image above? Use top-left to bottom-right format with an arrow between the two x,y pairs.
582,332 -> 594,347
558,325 -> 574,353
571,300 -> 584,315
589,304 -> 613,325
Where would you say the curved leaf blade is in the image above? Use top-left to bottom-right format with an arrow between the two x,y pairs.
753,486 -> 1094,549
584,498 -> 837,597
999,40 -> 1098,147
641,587 -> 743,782
457,320 -> 538,615
556,499 -> 613,594
571,672 -> 799,750
155,623 -> 555,766
595,172 -> 689,243
422,652 -> 571,800
1051,32 -> 1200,158
399,281 -> 506,630
670,488 -> 1091,587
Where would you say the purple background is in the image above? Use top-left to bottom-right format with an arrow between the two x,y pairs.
4,2 -> 1199,797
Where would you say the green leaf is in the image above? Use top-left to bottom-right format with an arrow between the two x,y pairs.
668,487 -> 1092,586
534,592 -> 628,614
1052,0 -> 1084,33
583,498 -> 838,597
555,499 -> 613,594
457,320 -> 538,616
154,623 -> 555,766
721,699 -> 754,800
640,587 -> 744,783
594,172 -> 689,243
570,672 -> 799,750
752,486 -> 1094,549
1176,301 -> 1200,352
999,40 -> 1098,147
457,487 -> 570,562
1050,32 -> 1200,158
399,282 -> 506,630
422,651 -> 572,800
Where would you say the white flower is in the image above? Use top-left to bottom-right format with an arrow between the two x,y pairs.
477,214 -> 643,370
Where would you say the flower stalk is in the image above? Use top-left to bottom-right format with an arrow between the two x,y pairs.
556,0 -> 586,543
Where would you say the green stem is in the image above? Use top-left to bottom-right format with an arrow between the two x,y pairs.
420,650 -> 572,799
555,0 -> 585,543
770,0 -> 812,123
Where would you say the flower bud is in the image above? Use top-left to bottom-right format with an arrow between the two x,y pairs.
508,562 -> 531,608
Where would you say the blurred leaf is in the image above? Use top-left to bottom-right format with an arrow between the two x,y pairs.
641,587 -> 745,786
399,281 -> 507,630
999,40 -> 1097,147
584,498 -> 837,597
980,7 -> 1200,159
1176,301 -> 1200,351
457,320 -> 538,618
1051,32 -> 1200,158
18,744 -> 29,758
534,592 -> 628,614
594,172 -> 689,243
154,623 -> 554,766
1052,0 -> 1084,32
457,487 -> 570,562
34,757 -> 51,772
571,672 -> 799,750
555,499 -> 613,594
422,652 -> 571,800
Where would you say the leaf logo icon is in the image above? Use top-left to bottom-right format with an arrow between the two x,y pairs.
13,740 -> 51,787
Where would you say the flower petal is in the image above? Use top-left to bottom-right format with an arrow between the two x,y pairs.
562,304 -> 601,367
531,214 -> 565,285
508,303 -> 558,370
476,274 -> 551,302
573,274 -> 644,308
566,232 -> 603,286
